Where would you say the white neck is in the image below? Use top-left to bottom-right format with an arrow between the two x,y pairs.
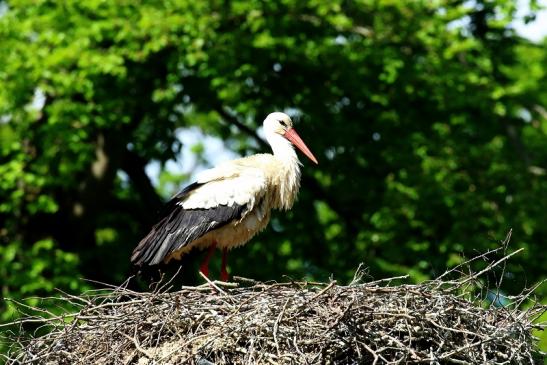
265,130 -> 302,210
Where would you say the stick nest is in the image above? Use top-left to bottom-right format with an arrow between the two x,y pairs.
3,236 -> 546,364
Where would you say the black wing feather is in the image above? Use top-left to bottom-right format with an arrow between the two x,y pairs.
131,184 -> 248,266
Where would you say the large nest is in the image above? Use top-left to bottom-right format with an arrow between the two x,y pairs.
2,235 -> 546,364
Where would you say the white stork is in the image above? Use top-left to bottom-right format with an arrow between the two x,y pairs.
131,112 -> 318,281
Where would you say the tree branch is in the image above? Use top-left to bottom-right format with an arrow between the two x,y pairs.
214,106 -> 269,150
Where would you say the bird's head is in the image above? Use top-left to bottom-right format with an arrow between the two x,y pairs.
264,112 -> 318,164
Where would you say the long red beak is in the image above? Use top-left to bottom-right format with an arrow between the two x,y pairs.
284,128 -> 319,164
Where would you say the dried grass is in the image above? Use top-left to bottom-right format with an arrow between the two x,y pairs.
2,232 -> 546,364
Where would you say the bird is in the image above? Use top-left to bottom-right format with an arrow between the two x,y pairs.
131,112 -> 318,281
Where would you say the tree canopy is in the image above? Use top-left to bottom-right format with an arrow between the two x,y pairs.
1,0 -> 546,350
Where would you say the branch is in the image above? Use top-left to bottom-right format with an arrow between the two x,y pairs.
214,106 -> 269,150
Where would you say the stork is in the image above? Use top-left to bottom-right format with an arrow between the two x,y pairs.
131,112 -> 318,281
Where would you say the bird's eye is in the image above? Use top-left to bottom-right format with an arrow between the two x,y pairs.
279,120 -> 287,127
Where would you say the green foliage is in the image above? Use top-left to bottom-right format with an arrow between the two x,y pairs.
0,0 -> 546,353
0,239 -> 89,354
0,239 -> 87,321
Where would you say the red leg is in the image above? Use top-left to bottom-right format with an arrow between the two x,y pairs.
200,241 -> 217,278
220,248 -> 229,282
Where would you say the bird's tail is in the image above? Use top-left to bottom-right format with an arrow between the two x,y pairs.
131,202 -> 183,266
130,223 -> 168,266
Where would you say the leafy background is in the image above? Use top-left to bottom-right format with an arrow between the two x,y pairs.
1,0 -> 546,357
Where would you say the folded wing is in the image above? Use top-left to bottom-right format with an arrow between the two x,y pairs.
131,163 -> 267,266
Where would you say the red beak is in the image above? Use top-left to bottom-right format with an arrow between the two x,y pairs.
284,128 -> 319,164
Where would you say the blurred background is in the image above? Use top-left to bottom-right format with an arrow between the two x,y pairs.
0,0 -> 546,354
